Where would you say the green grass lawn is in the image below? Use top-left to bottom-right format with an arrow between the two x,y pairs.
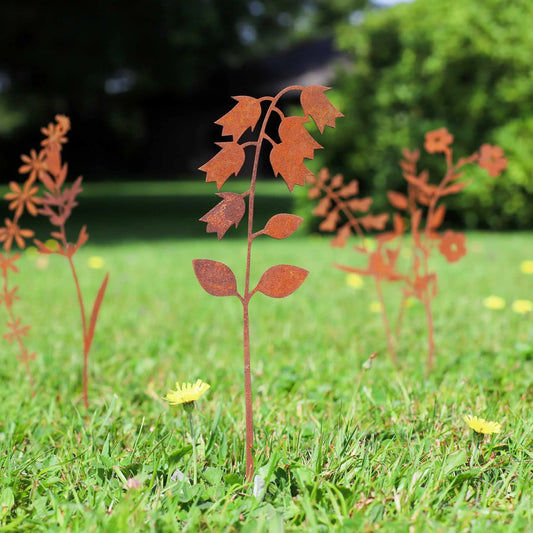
1,232 -> 533,531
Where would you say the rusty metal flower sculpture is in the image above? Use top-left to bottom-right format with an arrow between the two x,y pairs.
25,115 -> 109,408
0,164 -> 40,392
309,128 -> 506,375
194,85 -> 342,481
307,168 -> 400,362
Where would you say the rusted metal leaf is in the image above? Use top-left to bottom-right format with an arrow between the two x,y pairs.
427,204 -> 446,230
300,85 -> 344,133
86,273 -> 109,350
254,264 -> 309,298
360,214 -> 389,231
331,224 -> 351,248
319,210 -> 340,232
347,198 -> 373,213
200,192 -> 246,240
338,180 -> 359,198
192,259 -> 239,297
387,191 -> 408,210
440,180 -> 472,197
199,142 -> 246,190
313,196 -> 332,217
262,214 -> 303,239
278,116 -> 322,159
215,96 -> 262,140
270,142 -> 313,192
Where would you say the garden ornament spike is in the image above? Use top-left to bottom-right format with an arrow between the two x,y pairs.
309,128 -> 506,375
0,171 -> 39,394
194,85 -> 342,481
17,115 -> 109,409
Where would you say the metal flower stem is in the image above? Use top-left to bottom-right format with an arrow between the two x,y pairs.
374,278 -> 397,365
67,255 -> 90,409
422,148 -> 453,375
395,295 -> 407,339
241,85 -> 301,482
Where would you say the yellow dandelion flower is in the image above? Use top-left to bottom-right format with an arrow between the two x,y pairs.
512,300 -> 532,315
346,273 -> 363,289
25,246 -> 39,258
165,379 -> 210,406
403,296 -> 417,308
45,239 -> 59,251
520,261 -> 533,274
364,238 -> 376,252
483,295 -> 506,310
464,415 -> 501,435
370,301 -> 382,313
88,256 -> 104,269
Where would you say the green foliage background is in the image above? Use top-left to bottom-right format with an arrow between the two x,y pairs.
312,0 -> 533,229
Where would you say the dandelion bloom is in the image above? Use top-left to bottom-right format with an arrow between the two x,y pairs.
512,300 -> 532,315
464,415 -> 501,435
483,295 -> 506,310
0,219 -> 34,252
45,239 -> 60,251
346,273 -> 363,289
403,296 -> 416,308
364,237 -> 377,252
25,246 -> 38,258
424,128 -> 453,154
88,256 -> 105,269
370,301 -> 382,313
18,149 -> 47,184
4,180 -> 41,218
165,379 -> 210,406
520,261 -> 533,274
478,144 -> 507,178
438,230 -> 466,263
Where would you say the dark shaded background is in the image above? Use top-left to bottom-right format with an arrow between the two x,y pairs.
0,0 -> 370,182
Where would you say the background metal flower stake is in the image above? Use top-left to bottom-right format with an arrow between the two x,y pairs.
309,128 -> 506,374
22,115 -> 110,409
0,155 -> 41,394
193,85 -> 342,481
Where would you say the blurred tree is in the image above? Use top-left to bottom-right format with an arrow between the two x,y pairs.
316,0 -> 533,229
0,0 -> 369,179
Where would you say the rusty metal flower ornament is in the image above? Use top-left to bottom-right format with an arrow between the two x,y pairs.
0,157 -> 41,391
194,85 -> 342,481
18,115 -> 109,408
309,128 -> 506,375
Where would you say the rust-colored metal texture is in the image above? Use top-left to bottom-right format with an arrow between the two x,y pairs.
308,128 -> 507,375
18,116 -> 109,408
0,161 -> 39,393
193,85 -> 342,481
